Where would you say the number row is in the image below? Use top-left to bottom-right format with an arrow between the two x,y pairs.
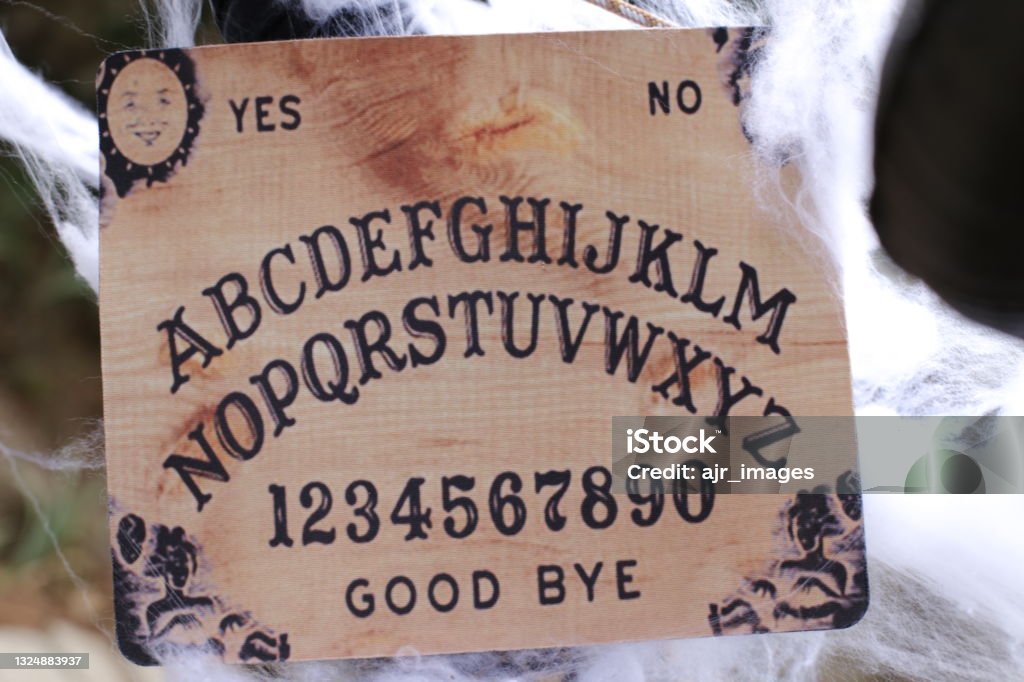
268,466 -> 714,547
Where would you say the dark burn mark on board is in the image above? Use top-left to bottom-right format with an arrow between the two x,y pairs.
710,26 -> 779,152
711,27 -> 766,108
712,27 -> 729,53
112,511 -> 290,665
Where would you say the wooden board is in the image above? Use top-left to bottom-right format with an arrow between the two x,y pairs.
97,28 -> 867,665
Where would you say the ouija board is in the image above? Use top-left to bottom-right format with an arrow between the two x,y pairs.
97,28 -> 867,665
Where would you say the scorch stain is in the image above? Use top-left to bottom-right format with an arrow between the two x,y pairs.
451,89 -> 583,159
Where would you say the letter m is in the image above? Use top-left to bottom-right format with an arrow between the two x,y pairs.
723,262 -> 797,354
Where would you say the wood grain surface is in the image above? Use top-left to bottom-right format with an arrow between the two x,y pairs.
98,28 -> 864,664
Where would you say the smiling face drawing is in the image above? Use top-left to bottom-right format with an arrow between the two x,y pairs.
107,58 -> 188,166
98,49 -> 203,197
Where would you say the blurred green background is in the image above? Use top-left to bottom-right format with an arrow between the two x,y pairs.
0,0 -> 218,645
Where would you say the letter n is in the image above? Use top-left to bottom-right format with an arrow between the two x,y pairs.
163,423 -> 230,512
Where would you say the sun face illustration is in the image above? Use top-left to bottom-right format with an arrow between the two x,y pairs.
108,58 -> 188,166
98,50 -> 204,197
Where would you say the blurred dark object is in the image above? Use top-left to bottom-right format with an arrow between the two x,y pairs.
210,0 -> 320,42
871,0 -> 1024,336
209,0 -> 491,42
209,0 -> 407,42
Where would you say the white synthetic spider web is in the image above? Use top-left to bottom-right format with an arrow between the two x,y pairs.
1,1 -> 1022,679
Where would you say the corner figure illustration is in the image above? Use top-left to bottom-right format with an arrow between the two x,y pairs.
111,511 -> 291,664
708,475 -> 868,636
